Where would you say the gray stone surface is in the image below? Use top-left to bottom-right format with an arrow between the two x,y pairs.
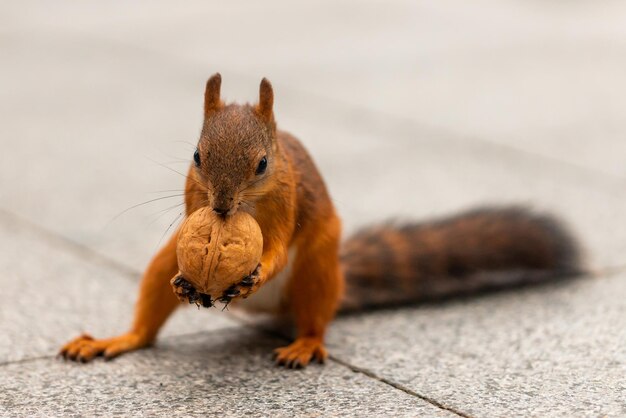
1,0 -> 626,416
0,26 -> 202,271
328,272 -> 626,417
0,213 -> 239,363
1,0 -> 626,272
299,114 -> 626,271
7,0 -> 625,179
0,328 -> 452,417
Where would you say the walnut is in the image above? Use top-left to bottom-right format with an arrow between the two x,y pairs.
174,207 -> 263,300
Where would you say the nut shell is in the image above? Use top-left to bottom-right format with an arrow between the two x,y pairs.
176,207 -> 263,297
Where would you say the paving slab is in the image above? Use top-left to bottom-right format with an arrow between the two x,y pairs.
0,328 -> 454,417
0,213 -> 239,363
1,1 -> 625,417
0,26 -> 211,270
326,272 -> 626,417
1,23 -> 626,275
308,116 -> 626,271
7,0 -> 625,179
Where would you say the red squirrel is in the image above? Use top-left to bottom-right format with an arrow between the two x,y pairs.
60,74 -> 582,368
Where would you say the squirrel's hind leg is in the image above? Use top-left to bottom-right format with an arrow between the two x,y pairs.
274,217 -> 343,368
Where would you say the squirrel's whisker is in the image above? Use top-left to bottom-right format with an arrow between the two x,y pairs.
106,194 -> 188,227
145,157 -> 206,190
147,202 -> 187,225
154,211 -> 184,252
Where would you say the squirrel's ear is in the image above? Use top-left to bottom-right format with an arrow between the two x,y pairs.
256,78 -> 274,122
204,73 -> 222,116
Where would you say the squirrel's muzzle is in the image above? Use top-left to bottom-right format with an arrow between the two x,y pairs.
210,188 -> 237,217
213,206 -> 231,217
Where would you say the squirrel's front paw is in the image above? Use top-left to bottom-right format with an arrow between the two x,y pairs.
218,264 -> 262,303
170,275 -> 213,308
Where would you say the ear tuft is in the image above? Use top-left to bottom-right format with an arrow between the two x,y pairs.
256,78 -> 274,122
204,73 -> 222,116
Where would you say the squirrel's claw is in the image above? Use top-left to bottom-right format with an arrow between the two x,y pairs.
59,332 -> 148,363
240,276 -> 255,287
170,266 -> 262,308
170,275 -> 214,308
218,264 -> 263,302
273,337 -> 328,369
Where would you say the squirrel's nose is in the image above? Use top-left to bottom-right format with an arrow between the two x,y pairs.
213,207 -> 230,217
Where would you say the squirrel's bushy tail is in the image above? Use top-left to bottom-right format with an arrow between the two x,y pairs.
339,207 -> 583,312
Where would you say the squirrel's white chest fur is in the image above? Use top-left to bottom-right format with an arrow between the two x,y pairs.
234,247 -> 295,314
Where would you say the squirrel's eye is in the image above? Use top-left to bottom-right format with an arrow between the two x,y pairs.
256,156 -> 267,175
193,149 -> 201,167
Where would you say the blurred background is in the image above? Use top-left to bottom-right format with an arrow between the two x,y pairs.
1,1 -> 626,415
2,1 -> 625,271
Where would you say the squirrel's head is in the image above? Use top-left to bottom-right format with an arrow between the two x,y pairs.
194,73 -> 278,217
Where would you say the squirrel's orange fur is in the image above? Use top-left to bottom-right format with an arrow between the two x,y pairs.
61,74 -> 343,367
60,74 -> 581,368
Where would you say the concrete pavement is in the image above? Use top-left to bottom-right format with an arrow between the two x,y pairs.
1,1 -> 625,416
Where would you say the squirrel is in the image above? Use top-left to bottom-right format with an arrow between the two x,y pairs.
60,73 -> 582,368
